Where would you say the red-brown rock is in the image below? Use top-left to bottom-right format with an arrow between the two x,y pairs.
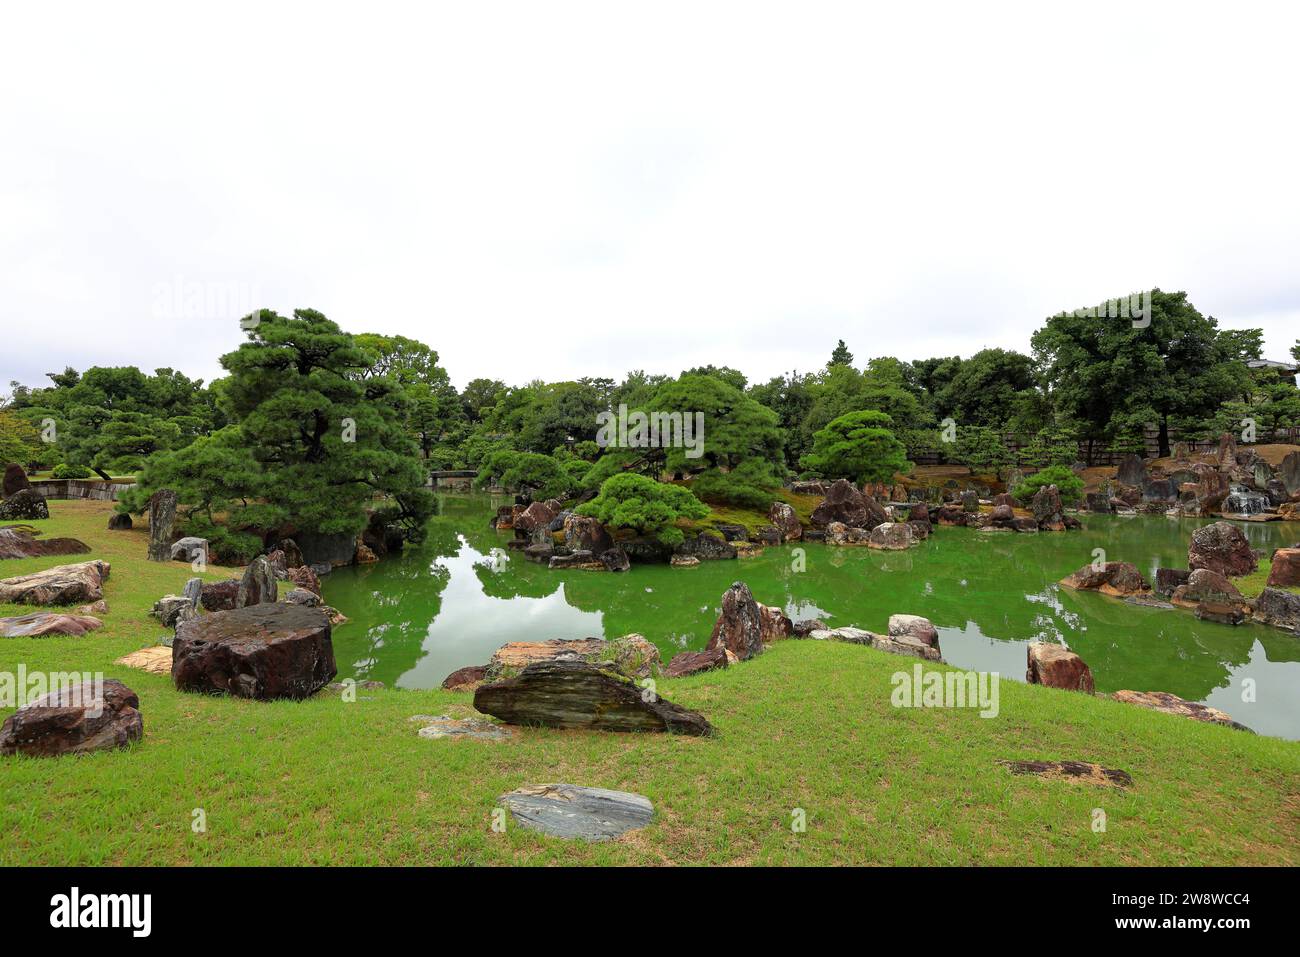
706,582 -> 765,661
286,563 -> 321,597
1187,521 -> 1257,577
0,612 -> 104,637
665,645 -> 730,678
1026,642 -> 1094,692
172,603 -> 336,700
1266,548 -> 1300,587
810,479 -> 887,530
0,527 -> 89,561
0,678 -> 142,757
1060,561 -> 1149,596
441,664 -> 489,691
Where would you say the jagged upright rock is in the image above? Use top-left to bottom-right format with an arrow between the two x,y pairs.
563,514 -> 613,554
768,501 -> 802,542
1031,484 -> 1065,530
1116,454 -> 1148,488
1280,451 -> 1300,496
236,555 -> 277,607
706,582 -> 765,661
146,488 -> 178,562
810,479 -> 886,530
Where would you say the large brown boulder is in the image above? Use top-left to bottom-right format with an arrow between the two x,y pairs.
2,463 -> 32,497
563,514 -> 613,554
867,522 -> 913,550
0,526 -> 89,561
0,488 -> 49,520
1171,567 -> 1244,606
0,612 -> 103,637
0,678 -> 142,757
768,501 -> 802,542
1251,588 -> 1300,632
706,582 -> 765,661
1153,567 -> 1191,597
473,660 -> 711,735
1266,548 -> 1300,588
1180,468 -> 1229,516
1025,642 -> 1094,692
1060,561 -> 1149,596
1187,521 -> 1257,577
0,560 -> 110,605
172,603 -> 336,700
810,479 -> 886,530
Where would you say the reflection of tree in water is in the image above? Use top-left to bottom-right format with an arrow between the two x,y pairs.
327,495 -> 1300,731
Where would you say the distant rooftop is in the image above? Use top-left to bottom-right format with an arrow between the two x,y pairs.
1247,358 -> 1298,372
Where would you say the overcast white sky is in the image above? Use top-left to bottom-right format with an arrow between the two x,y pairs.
3,1 -> 1298,393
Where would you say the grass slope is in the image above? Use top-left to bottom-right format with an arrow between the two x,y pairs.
1,501 -> 1297,865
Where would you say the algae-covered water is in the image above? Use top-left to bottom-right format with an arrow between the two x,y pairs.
323,494 -> 1300,738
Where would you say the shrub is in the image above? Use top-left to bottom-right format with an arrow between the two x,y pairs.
577,472 -> 709,547
51,463 -> 94,479
1011,464 -> 1083,507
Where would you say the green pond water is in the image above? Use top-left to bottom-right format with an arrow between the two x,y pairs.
323,494 -> 1300,739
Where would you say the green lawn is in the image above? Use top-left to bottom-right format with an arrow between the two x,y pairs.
1,500 -> 1297,865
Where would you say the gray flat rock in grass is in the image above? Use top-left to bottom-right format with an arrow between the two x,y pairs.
413,715 -> 512,741
498,783 -> 653,841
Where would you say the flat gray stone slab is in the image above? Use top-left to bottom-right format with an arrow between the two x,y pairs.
412,714 -> 512,740
499,783 -> 653,841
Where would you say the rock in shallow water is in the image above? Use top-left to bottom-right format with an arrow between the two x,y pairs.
1026,642 -> 1094,692
498,783 -> 653,841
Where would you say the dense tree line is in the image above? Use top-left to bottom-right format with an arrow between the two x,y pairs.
2,290 -> 1298,548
